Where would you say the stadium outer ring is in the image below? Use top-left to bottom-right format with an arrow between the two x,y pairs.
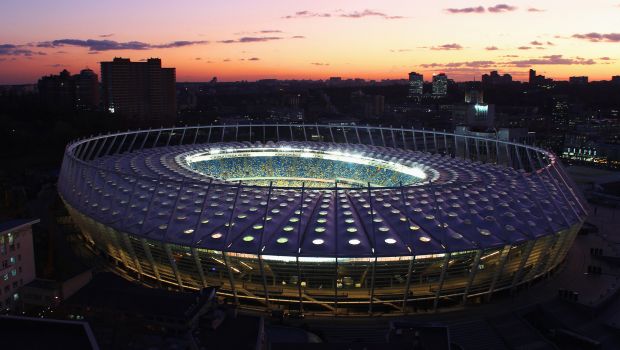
58,124 -> 588,316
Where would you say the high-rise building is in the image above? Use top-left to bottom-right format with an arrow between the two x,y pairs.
74,69 -> 100,111
37,70 -> 76,112
101,58 -> 176,124
481,70 -> 512,85
0,219 -> 38,312
464,89 -> 484,104
38,69 -> 99,112
432,73 -> 448,96
373,95 -> 385,116
529,68 -> 553,87
407,72 -> 423,98
551,95 -> 569,132
569,76 -> 588,85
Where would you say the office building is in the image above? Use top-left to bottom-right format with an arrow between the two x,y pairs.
529,69 -> 537,84
0,219 -> 38,311
569,76 -> 588,85
373,94 -> 385,116
407,72 -> 423,98
482,70 -> 512,85
101,58 -> 176,124
432,73 -> 448,96
464,89 -> 484,104
529,68 -> 554,87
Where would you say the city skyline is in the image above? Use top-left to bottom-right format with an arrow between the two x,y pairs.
1,0 -> 620,84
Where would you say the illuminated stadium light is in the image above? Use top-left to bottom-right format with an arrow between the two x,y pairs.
312,238 -> 324,245
474,103 -> 489,114
59,124 -> 588,316
183,146 -> 429,187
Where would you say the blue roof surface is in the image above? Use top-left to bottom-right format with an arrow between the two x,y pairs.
60,141 -> 586,257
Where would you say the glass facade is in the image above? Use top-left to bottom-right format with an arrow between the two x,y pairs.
67,204 -> 580,315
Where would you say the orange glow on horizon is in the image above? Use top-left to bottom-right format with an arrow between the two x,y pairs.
1,0 -> 618,84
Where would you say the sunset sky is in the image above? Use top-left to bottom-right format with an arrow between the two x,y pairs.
1,0 -> 619,84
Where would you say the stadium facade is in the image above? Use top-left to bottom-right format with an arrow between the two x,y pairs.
58,124 -> 588,315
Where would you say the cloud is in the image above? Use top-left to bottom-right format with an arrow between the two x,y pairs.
518,46 -> 532,50
572,32 -> 620,42
284,9 -> 404,19
430,43 -> 463,50
527,40 -> 553,47
223,58 -> 231,62
48,63 -> 67,68
283,10 -> 331,18
235,29 -> 284,35
419,55 -> 597,70
445,6 -> 485,14
599,57 -> 612,60
488,4 -> 517,13
291,35 -> 306,39
527,8 -> 545,12
99,33 -> 114,38
311,62 -> 329,66
195,57 -> 201,60
503,54 -> 519,57
420,60 -> 497,69
247,57 -> 260,61
219,36 -> 282,43
507,55 -> 596,67
0,44 -> 46,56
38,38 -> 209,51
338,9 -> 405,19
390,48 -> 412,52
445,4 -> 517,14
153,40 -> 209,48
485,46 -> 499,50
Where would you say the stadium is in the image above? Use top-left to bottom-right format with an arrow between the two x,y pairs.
58,124 -> 588,315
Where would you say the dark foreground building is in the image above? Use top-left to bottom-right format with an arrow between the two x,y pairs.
0,315 -> 99,349
38,69 -> 99,112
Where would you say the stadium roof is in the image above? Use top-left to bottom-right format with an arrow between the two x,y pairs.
65,141 -> 586,257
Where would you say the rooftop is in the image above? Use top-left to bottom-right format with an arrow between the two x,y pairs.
0,218 -> 39,235
62,140 -> 586,257
0,315 -> 99,350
